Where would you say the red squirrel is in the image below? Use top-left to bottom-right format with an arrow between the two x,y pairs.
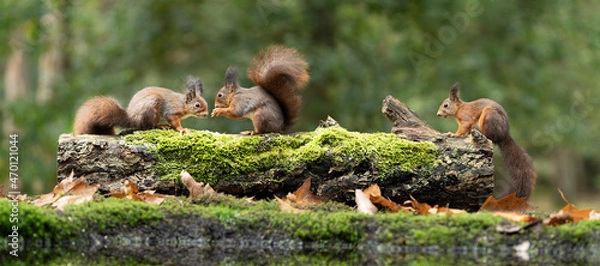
211,45 -> 309,134
437,83 -> 536,199
74,76 -> 208,134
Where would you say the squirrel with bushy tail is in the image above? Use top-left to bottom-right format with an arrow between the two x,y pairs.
437,83 -> 536,199
74,77 -> 209,135
212,45 -> 309,134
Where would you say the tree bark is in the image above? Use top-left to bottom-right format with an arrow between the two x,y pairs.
57,96 -> 494,211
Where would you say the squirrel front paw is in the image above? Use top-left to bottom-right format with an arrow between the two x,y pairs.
239,130 -> 257,135
211,108 -> 223,117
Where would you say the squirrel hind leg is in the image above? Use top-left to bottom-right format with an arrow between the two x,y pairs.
251,107 -> 285,134
479,106 -> 510,143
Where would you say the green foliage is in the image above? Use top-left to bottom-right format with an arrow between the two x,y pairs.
124,127 -> 438,184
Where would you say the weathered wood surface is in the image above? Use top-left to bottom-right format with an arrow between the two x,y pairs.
57,96 -> 494,211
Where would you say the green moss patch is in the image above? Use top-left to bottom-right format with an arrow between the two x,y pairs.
124,126 -> 438,184
1,198 -> 599,265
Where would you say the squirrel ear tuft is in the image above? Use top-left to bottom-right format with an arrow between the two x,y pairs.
185,76 -> 203,101
225,66 -> 239,88
450,82 -> 460,101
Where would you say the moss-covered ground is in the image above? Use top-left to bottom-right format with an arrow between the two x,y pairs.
123,127 -> 439,183
1,196 -> 598,265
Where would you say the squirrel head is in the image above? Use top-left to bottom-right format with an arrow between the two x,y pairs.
214,66 -> 239,108
437,82 -> 461,118
184,76 -> 209,117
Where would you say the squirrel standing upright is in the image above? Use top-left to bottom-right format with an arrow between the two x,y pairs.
211,45 -> 309,134
437,83 -> 536,199
74,76 -> 208,135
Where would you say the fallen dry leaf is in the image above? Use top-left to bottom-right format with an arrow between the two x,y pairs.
492,212 -> 538,223
275,196 -> 305,214
362,184 -> 411,213
52,195 -> 94,211
370,195 -> 410,213
107,180 -> 167,205
363,183 -> 381,197
181,170 -> 207,198
6,193 -> 27,201
69,181 -> 100,196
479,193 -> 534,212
557,188 -> 593,222
31,173 -> 99,209
404,195 -> 432,215
355,189 -> 377,215
560,204 -> 592,222
137,191 -> 165,205
544,211 -> 573,226
589,211 -> 600,220
286,177 -> 322,207
433,206 -> 466,215
31,192 -> 62,206
245,197 -> 256,204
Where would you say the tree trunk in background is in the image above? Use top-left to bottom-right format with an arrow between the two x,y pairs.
3,30 -> 29,135
554,149 -> 584,204
37,0 -> 70,104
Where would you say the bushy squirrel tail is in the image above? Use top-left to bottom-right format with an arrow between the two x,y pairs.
498,137 -> 537,199
74,96 -> 130,135
247,45 -> 309,130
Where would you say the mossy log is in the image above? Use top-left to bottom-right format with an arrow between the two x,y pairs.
57,96 -> 494,211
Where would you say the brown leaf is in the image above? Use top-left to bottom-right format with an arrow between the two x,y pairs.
69,180 -> 100,197
363,184 -> 381,197
479,193 -> 534,212
362,184 -> 412,213
544,211 -> 573,226
288,177 -> 322,207
122,180 -> 139,196
181,170 -> 207,198
107,186 -> 127,198
560,204 -> 592,222
51,195 -> 94,211
404,195 -> 431,215
275,196 -> 305,214
31,192 -> 61,206
493,212 -> 538,223
557,188 -> 593,222
32,175 -> 99,207
32,172 -> 79,206
434,206 -> 466,215
107,180 -> 166,205
355,189 -> 377,215
245,197 -> 256,204
137,191 -> 165,205
7,193 -> 27,201
369,195 -> 409,213
590,211 -> 600,220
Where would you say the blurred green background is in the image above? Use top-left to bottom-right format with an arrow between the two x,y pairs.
1,0 -> 598,211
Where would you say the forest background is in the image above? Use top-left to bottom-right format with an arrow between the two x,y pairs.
1,0 -> 599,212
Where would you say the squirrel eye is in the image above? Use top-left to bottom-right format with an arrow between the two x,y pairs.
443,103 -> 449,108
218,93 -> 223,98
194,102 -> 201,108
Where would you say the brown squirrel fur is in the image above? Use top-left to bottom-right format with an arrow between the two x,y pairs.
437,83 -> 536,199
211,45 -> 309,134
74,76 -> 208,135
